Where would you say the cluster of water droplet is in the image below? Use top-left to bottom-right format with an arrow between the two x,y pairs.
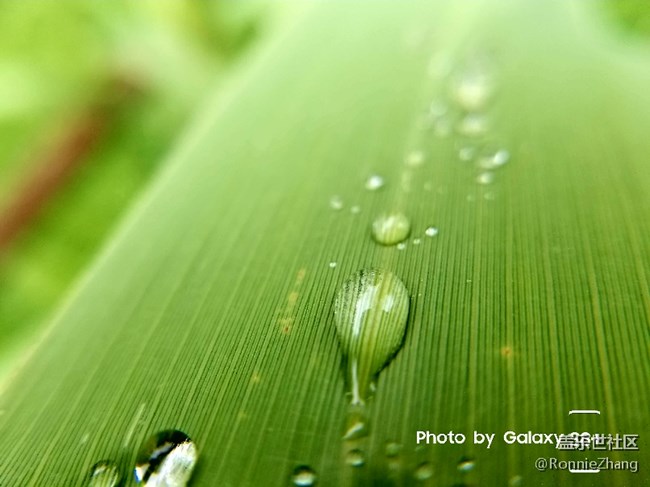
451,55 -> 511,194
87,429 -> 197,487
421,51 -> 512,201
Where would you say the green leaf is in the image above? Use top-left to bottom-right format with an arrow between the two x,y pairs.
1,2 -> 648,486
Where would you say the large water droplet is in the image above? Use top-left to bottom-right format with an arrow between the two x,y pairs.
371,212 -> 411,246
345,449 -> 365,467
334,269 -> 410,438
88,460 -> 122,487
134,430 -> 198,487
292,466 -> 317,486
414,461 -> 434,480
365,174 -> 385,191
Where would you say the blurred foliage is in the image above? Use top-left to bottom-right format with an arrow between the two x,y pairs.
0,1 -> 268,376
602,0 -> 650,36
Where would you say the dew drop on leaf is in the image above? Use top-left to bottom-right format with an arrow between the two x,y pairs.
333,269 -> 410,439
291,465 -> 317,486
413,461 -> 434,480
457,456 -> 476,473
425,226 -> 439,237
384,442 -> 402,457
345,449 -> 365,467
365,174 -> 385,191
134,430 -> 197,487
451,70 -> 494,111
456,113 -> 488,137
329,195 -> 344,211
88,460 -> 122,487
476,172 -> 495,185
372,212 -> 411,246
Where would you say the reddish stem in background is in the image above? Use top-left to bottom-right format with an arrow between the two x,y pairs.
0,78 -> 140,256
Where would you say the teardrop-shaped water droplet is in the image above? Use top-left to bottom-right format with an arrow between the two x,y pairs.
414,461 -> 434,480
334,269 -> 410,438
345,449 -> 365,467
134,430 -> 197,487
365,174 -> 385,191
88,460 -> 122,487
372,212 -> 411,246
292,465 -> 317,486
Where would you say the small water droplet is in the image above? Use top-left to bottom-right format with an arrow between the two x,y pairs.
509,474 -> 523,486
424,227 -> 438,237
365,174 -> 385,191
345,449 -> 365,467
384,442 -> 402,457
372,212 -> 411,246
292,465 -> 317,486
423,182 -> 433,191
451,70 -> 494,111
478,149 -> 510,169
134,430 -> 197,487
456,113 -> 488,137
405,150 -> 425,167
334,269 -> 410,437
476,172 -> 495,185
330,195 -> 344,211
412,238 -> 421,245
396,242 -> 407,250
414,461 -> 434,480
329,262 -> 337,269
457,457 -> 475,473
458,146 -> 475,161
88,460 -> 121,487
350,205 -> 361,214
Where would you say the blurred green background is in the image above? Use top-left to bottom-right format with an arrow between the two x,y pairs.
0,1 -> 276,379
